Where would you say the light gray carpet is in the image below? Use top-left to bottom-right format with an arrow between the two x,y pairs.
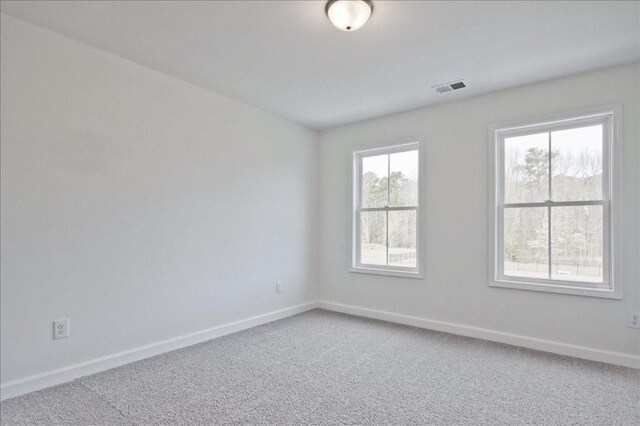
2,309 -> 639,425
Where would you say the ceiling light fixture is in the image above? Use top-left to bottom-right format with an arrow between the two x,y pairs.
325,0 -> 373,32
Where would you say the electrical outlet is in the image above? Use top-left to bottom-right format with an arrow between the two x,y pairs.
276,281 -> 283,294
629,313 -> 640,329
53,319 -> 69,339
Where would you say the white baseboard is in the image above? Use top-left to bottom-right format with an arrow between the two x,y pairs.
3,300 -> 637,401
0,302 -> 318,401
318,301 -> 640,369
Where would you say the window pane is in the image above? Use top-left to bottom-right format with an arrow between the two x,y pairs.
361,154 -> 388,208
551,205 -> 603,283
551,125 -> 603,202
388,210 -> 417,267
504,133 -> 549,203
360,211 -> 386,265
389,150 -> 418,207
503,207 -> 548,279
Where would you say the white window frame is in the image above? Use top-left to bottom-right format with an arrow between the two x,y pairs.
489,104 -> 623,299
351,141 -> 423,279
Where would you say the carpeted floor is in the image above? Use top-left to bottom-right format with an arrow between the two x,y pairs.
1,309 -> 639,425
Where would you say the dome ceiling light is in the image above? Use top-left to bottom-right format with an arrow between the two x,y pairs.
325,0 -> 373,32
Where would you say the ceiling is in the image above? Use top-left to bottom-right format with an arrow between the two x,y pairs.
2,1 -> 638,129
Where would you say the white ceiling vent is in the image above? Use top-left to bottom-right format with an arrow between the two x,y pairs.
434,80 -> 466,93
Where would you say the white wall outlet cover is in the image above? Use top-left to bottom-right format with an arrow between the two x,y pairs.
628,313 -> 640,329
276,281 -> 283,293
53,319 -> 69,339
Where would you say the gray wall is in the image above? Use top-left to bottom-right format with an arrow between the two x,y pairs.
1,15 -> 319,383
319,63 -> 640,358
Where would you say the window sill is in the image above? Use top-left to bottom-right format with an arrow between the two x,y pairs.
350,267 -> 423,279
490,278 -> 621,299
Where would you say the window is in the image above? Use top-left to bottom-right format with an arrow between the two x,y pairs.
491,106 -> 620,298
352,142 -> 421,278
